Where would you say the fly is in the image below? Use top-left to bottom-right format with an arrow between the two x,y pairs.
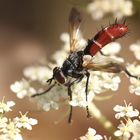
32,8 -> 139,123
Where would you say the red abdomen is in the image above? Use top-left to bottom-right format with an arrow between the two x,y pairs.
84,24 -> 128,56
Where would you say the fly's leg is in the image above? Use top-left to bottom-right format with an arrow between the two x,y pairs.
67,74 -> 84,123
47,77 -> 54,85
99,50 -> 109,56
31,83 -> 56,97
85,71 -> 90,118
69,70 -> 91,118
124,69 -> 139,79
68,84 -> 73,123
99,50 -> 117,57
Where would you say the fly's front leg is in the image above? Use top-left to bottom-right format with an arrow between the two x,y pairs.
85,71 -> 90,118
31,83 -> 56,97
68,84 -> 73,123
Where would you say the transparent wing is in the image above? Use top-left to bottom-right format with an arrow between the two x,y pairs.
69,8 -> 82,53
83,53 -> 124,73
84,54 -> 139,79
84,62 -> 124,73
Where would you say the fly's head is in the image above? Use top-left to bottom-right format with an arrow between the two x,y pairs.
50,67 -> 66,84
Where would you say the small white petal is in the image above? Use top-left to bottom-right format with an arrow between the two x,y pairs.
7,101 -> 15,107
29,118 -> 38,125
24,123 -> 32,130
43,103 -> 50,111
113,105 -> 124,112
114,130 -> 123,136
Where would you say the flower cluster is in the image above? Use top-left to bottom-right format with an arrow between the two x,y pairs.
0,98 -> 37,140
10,28 -> 140,115
10,32 -> 124,112
80,128 -> 103,140
79,102 -> 140,140
126,64 -> 140,95
9,7 -> 140,139
130,41 -> 140,60
87,0 -> 133,20
113,101 -> 139,119
10,79 -> 36,99
79,128 -> 111,140
114,101 -> 140,140
70,71 -> 121,107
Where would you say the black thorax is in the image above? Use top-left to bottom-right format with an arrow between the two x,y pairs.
61,51 -> 84,78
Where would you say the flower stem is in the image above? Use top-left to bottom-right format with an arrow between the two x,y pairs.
88,102 -> 119,140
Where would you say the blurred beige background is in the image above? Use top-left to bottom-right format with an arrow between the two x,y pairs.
0,0 -> 140,140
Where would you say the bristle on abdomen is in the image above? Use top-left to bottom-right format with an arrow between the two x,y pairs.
84,22 -> 128,56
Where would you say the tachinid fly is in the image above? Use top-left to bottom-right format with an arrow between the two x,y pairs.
32,8 -> 138,123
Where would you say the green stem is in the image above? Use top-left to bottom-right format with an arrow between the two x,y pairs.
88,102 -> 119,140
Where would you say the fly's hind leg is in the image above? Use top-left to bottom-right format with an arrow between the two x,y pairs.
99,50 -> 109,56
124,69 -> 139,79
67,84 -> 73,123
71,70 -> 91,118
67,75 -> 84,123
85,71 -> 90,118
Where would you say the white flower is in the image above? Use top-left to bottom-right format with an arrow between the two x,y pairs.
14,112 -> 38,130
36,85 -> 67,112
0,98 -> 38,140
87,0 -> 133,20
60,32 -> 70,52
113,0 -> 133,18
101,42 -> 121,55
0,117 -> 8,128
69,71 -> 120,108
87,0 -> 110,20
126,64 -> 140,76
131,119 -> 140,140
103,75 -> 120,91
130,41 -> 140,60
113,102 -> 139,119
52,49 -> 68,66
91,72 -> 120,93
80,128 -> 103,140
23,66 -> 52,83
0,98 -> 15,114
70,82 -> 95,107
114,102 -> 140,139
0,133 -> 23,140
131,119 -> 140,136
42,101 -> 59,111
1,121 -> 21,140
129,78 -> 140,96
10,79 -> 36,98
126,64 -> 140,95
114,122 -> 131,140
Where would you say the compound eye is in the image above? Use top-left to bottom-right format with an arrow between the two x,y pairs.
53,67 -> 65,84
